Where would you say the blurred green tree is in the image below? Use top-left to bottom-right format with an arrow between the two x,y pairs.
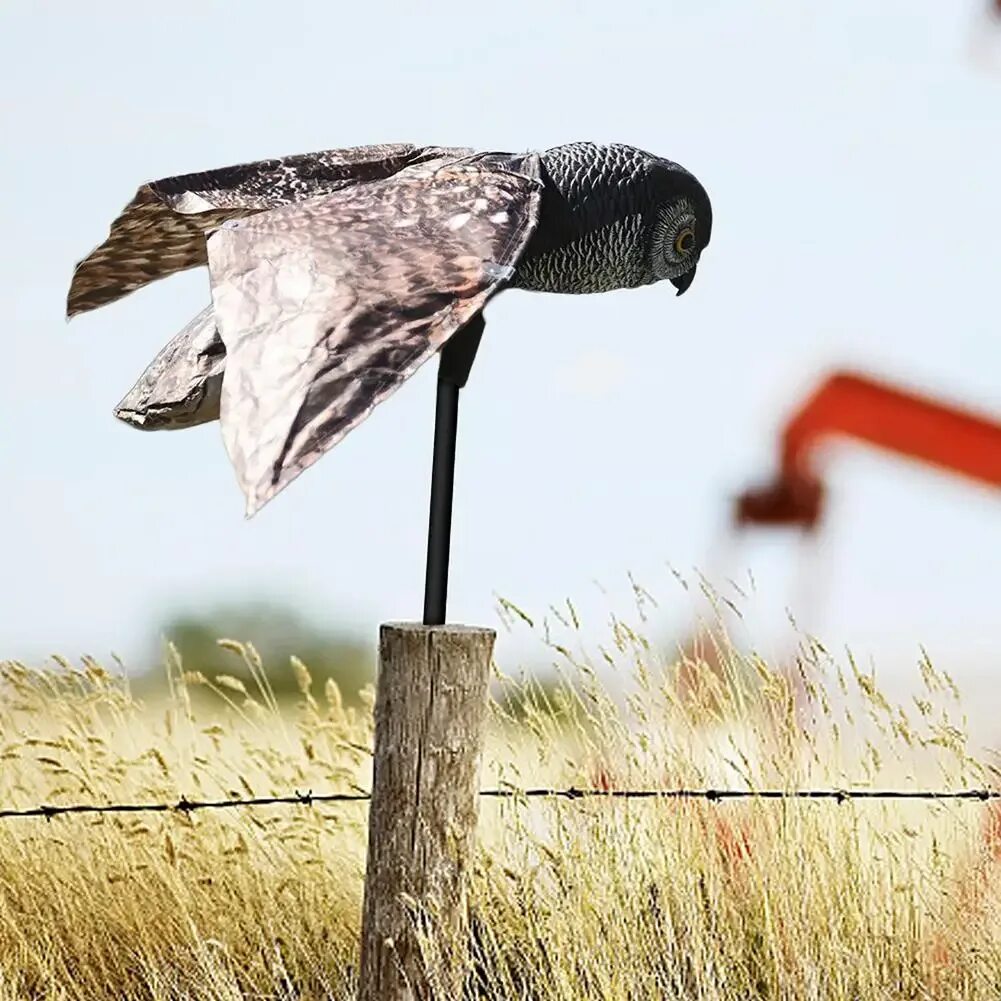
149,602 -> 374,704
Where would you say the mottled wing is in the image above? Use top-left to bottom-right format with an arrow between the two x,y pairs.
114,306 -> 225,430
207,157 -> 542,515
67,143 -> 472,317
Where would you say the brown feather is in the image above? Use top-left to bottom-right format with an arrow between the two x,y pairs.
66,144 -> 467,317
206,158 -> 541,514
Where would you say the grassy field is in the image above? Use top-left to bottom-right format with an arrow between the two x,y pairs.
0,600 -> 999,999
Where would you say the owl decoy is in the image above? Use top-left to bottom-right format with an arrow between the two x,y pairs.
68,141 -> 712,516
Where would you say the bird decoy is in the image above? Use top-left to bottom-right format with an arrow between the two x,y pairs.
67,141 -> 712,623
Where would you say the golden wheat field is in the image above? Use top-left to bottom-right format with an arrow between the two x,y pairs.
0,596 -> 999,1001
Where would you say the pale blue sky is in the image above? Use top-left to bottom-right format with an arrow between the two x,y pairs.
1,1 -> 999,696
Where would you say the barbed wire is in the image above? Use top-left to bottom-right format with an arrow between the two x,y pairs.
1,786 -> 999,822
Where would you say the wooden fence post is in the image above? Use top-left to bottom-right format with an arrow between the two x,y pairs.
358,622 -> 495,1001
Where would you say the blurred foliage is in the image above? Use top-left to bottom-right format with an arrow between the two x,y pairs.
493,670 -> 571,723
143,602 -> 374,705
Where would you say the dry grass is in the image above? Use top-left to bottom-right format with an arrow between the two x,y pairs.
0,595 -> 999,999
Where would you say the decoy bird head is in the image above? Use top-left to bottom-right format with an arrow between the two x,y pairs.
514,142 -> 712,298
645,155 -> 713,296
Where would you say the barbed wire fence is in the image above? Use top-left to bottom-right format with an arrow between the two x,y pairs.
2,785 -> 1000,823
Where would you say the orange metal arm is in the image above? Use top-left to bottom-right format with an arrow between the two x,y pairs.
736,371 -> 1001,530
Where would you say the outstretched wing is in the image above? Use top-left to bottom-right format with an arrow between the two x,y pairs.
207,156 -> 542,516
67,143 -> 470,317
114,305 -> 225,430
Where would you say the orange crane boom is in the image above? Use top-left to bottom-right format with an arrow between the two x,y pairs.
736,371 -> 1001,530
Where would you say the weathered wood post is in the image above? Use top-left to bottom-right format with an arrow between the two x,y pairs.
358,622 -> 494,1001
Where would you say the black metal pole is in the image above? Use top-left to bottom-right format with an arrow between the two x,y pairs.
423,315 -> 485,626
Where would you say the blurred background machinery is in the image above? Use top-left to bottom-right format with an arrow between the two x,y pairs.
735,370 -> 1001,533
677,370 -> 1001,709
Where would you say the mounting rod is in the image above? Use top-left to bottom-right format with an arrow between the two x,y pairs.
423,315 -> 485,626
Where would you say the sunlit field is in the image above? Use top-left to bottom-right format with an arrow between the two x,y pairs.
0,592 -> 999,1000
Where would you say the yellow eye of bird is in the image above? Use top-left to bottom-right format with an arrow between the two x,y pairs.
675,227 -> 696,256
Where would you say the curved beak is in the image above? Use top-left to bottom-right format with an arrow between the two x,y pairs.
671,266 -> 696,297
